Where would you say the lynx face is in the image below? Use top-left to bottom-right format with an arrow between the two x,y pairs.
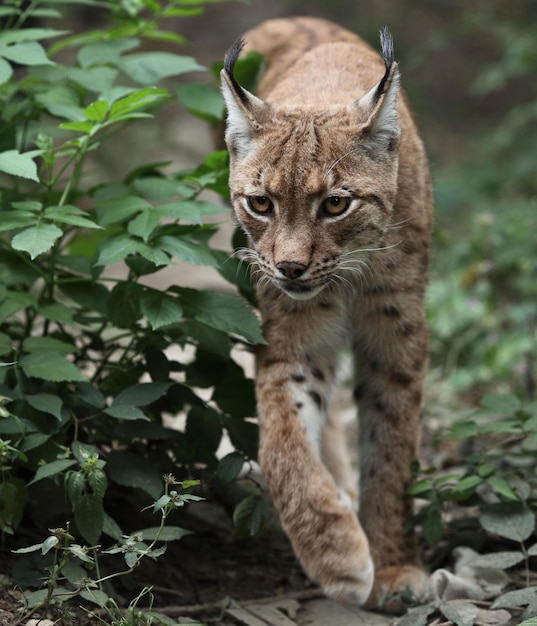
222,35 -> 401,301
230,111 -> 400,300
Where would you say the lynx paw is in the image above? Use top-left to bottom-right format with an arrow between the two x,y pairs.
366,565 -> 429,614
322,554 -> 374,605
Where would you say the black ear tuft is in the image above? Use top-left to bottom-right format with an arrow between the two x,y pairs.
375,27 -> 396,101
224,37 -> 249,105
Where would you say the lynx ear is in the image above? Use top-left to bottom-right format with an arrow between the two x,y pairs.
356,27 -> 400,156
221,38 -> 270,158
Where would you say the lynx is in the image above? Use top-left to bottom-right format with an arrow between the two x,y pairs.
220,16 -> 433,611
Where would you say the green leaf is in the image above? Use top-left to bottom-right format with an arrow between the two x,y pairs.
75,494 -> 104,545
469,550 -> 525,569
492,587 -> 537,609
77,39 -> 138,68
68,66 -> 117,92
113,382 -> 170,407
95,234 -> 140,265
178,288 -> 265,344
422,505 -> 445,545
12,223 -> 62,259
453,475 -> 482,493
102,512 -> 123,541
0,28 -> 67,45
140,291 -> 183,330
439,601 -> 479,626
117,52 -> 204,84
158,236 -> 219,266
107,450 -> 163,499
486,476 -> 519,501
23,336 -> 75,354
84,100 -> 109,122
138,526 -> 191,542
233,494 -> 270,537
176,83 -> 225,123
45,205 -> 102,229
217,452 -> 245,483
0,149 -> 40,182
0,57 -> 13,84
0,41 -> 53,66
104,405 -> 148,421
72,442 -> 99,464
25,393 -> 63,420
41,535 -> 60,555
107,282 -> 143,328
479,503 -> 535,542
481,393 -> 521,415
20,352 -> 87,382
0,211 -> 36,233
29,459 -> 77,485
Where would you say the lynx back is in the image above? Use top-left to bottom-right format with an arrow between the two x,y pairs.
221,16 -> 433,611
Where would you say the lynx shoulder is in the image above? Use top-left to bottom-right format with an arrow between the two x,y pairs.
221,16 -> 433,612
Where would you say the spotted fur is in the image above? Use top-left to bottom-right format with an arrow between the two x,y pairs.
221,16 -> 433,612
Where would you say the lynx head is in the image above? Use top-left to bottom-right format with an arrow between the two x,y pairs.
221,30 -> 401,301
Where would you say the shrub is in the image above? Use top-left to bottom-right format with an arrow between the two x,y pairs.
0,0 -> 262,562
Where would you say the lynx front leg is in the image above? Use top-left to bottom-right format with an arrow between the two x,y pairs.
353,290 -> 429,611
256,306 -> 374,604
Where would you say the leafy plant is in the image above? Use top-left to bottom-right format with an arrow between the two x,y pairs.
14,476 -> 203,624
0,0 -> 264,582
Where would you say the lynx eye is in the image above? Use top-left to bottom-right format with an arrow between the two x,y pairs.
321,195 -> 351,216
247,195 -> 274,215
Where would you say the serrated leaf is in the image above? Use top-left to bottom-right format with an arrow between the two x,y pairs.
479,504 -> 535,542
75,494 -> 104,545
104,404 -> 148,421
140,291 -> 183,330
12,223 -> 62,259
20,352 -> 87,382
469,550 -> 525,569
95,234 -> 140,265
178,288 -> 264,344
25,393 -> 63,420
113,382 -> 170,407
117,52 -> 203,84
23,336 -> 75,354
45,205 -> 102,229
29,459 -> 77,485
158,236 -> 219,266
0,149 -> 40,182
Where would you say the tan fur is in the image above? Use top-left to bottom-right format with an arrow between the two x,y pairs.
221,16 -> 433,612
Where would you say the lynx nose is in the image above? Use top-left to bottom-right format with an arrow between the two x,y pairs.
276,261 -> 307,279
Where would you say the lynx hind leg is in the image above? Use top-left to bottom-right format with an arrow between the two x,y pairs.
257,351 -> 374,605
321,411 -> 358,512
354,293 -> 430,611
